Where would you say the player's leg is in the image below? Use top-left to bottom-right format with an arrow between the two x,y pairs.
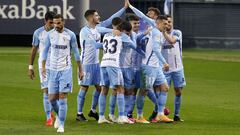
42,88 -> 54,126
154,69 -> 173,123
48,70 -> 60,117
147,88 -> 158,122
76,64 -> 91,121
109,89 -> 117,122
128,69 -> 140,119
98,67 -> 112,124
48,71 -> 60,129
98,86 -> 111,124
57,68 -> 73,133
88,64 -> 101,120
173,69 -> 186,122
39,68 -> 53,126
145,68 -> 158,121
135,66 -> 152,123
57,92 -> 68,133
76,85 -> 88,121
122,68 -> 134,118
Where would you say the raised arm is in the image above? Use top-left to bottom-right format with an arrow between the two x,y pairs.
99,8 -> 126,27
129,4 -> 156,27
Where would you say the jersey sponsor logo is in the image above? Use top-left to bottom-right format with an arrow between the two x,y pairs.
102,58 -> 116,61
163,44 -> 174,49
54,45 -> 67,49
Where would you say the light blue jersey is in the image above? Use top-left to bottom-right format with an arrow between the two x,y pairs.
129,5 -> 156,28
42,28 -> 80,94
32,26 -> 50,69
80,8 -> 126,65
42,28 -> 80,71
162,29 -> 183,72
100,32 -> 137,87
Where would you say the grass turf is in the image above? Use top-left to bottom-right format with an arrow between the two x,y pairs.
0,47 -> 239,135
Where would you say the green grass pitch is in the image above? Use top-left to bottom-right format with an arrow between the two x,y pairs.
0,47 -> 239,135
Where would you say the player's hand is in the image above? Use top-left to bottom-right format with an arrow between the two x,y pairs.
163,63 -> 169,71
78,70 -> 84,80
113,29 -> 121,36
124,0 -> 130,8
144,27 -> 152,35
42,68 -> 46,78
28,69 -> 35,80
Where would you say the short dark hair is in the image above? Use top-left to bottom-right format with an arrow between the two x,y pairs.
45,11 -> 56,21
84,9 -> 97,19
125,13 -> 140,22
148,7 -> 161,16
165,14 -> 172,18
120,21 -> 132,32
53,14 -> 64,21
112,17 -> 122,26
156,15 -> 167,21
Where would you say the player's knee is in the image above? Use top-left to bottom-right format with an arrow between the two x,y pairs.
160,83 -> 169,92
42,88 -> 48,94
49,94 -> 58,102
95,85 -> 101,91
175,87 -> 182,96
81,85 -> 89,91
101,86 -> 109,95
59,93 -> 68,99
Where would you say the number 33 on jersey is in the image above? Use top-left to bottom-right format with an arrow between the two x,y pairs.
101,33 -> 123,68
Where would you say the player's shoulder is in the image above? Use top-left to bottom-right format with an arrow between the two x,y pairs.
104,32 -> 114,37
64,28 -> 75,35
33,26 -> 45,35
152,28 -> 161,34
172,29 -> 182,35
80,26 -> 90,34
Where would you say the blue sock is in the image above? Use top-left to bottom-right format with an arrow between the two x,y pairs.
50,100 -> 59,114
174,95 -> 182,116
91,90 -> 100,111
147,90 -> 158,112
117,93 -> 125,117
136,95 -> 145,116
59,98 -> 67,126
128,95 -> 136,115
77,90 -> 86,113
156,91 -> 168,113
43,93 -> 52,119
98,93 -> 106,116
109,95 -> 116,115
124,95 -> 130,116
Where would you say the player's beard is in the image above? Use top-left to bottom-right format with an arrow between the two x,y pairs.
55,26 -> 63,32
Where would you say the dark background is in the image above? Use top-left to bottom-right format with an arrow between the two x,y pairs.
0,0 -> 240,49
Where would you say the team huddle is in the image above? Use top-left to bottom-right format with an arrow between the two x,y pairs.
28,0 -> 186,133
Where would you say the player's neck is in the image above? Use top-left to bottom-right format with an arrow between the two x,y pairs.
44,25 -> 51,31
87,22 -> 96,28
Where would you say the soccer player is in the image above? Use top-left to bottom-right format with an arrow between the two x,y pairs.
128,2 -> 172,123
42,14 -> 83,133
124,13 -> 152,121
28,11 -> 56,126
161,15 -> 186,122
98,20 -> 137,124
76,5 -> 127,121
